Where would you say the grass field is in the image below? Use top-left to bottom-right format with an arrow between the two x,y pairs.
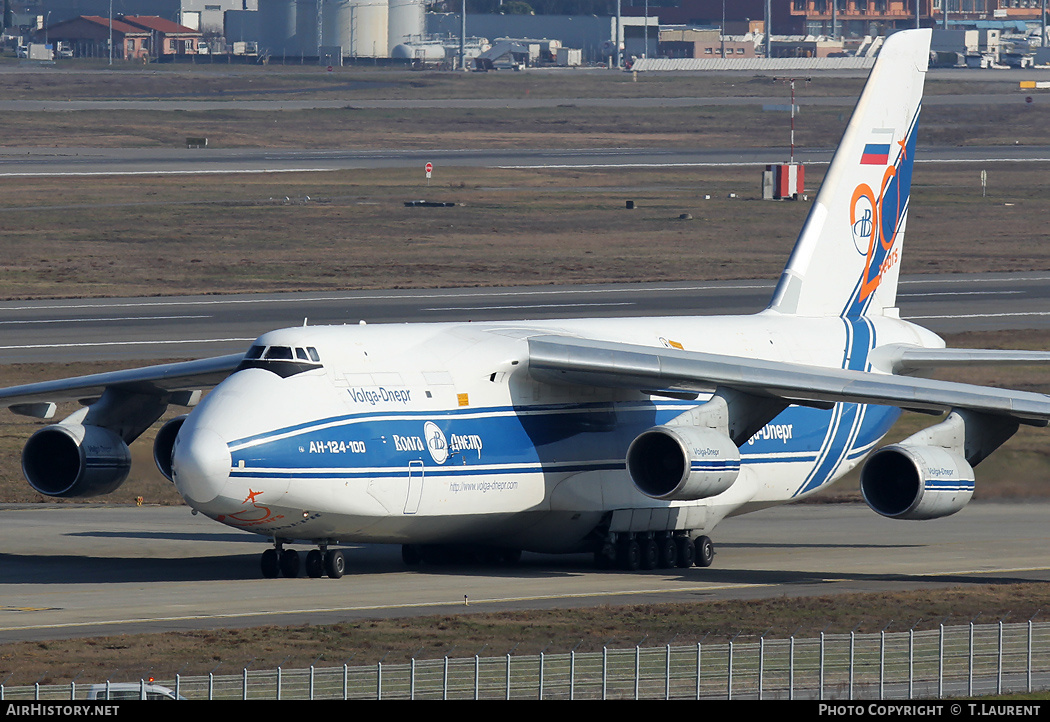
1,162 -> 1049,299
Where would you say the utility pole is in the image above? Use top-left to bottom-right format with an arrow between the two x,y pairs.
317,0 -> 323,64
720,0 -> 725,58
765,0 -> 771,59
644,0 -> 649,58
616,0 -> 622,68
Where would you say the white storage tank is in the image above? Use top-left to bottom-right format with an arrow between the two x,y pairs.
388,0 -> 424,54
346,0 -> 389,57
315,0 -> 388,58
391,42 -> 445,61
295,0 -> 319,55
258,0 -> 298,56
279,0 -> 394,59
322,0 -> 353,55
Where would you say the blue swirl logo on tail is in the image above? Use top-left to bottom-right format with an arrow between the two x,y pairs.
844,119 -> 917,318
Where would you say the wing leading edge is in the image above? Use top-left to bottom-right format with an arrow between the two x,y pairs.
0,353 -> 244,418
526,335 -> 1050,427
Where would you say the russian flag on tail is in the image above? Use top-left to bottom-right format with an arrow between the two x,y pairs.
860,128 -> 896,165
860,143 -> 890,165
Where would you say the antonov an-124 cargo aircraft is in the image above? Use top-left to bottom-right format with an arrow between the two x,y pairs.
3,29 -> 1048,579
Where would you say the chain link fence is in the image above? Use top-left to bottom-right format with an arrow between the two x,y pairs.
3,620 -> 1048,700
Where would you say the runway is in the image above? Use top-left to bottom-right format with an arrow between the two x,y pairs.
0,272 -> 1047,364
1,502 -> 1047,642
3,144 -> 1050,177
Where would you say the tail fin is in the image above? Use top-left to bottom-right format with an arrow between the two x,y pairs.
767,29 -> 930,319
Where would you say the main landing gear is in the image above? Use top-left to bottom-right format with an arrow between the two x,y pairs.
594,532 -> 715,572
261,543 -> 345,579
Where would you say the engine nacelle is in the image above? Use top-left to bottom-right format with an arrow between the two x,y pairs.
627,425 -> 740,501
21,424 -> 131,498
153,415 -> 187,483
860,444 -> 975,520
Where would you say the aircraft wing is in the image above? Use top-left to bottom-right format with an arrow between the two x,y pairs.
527,335 -> 1050,426
0,354 -> 244,418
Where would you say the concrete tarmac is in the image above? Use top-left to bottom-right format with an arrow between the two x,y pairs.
1,502 -> 1046,642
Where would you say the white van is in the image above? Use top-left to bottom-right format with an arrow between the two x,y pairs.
86,682 -> 182,700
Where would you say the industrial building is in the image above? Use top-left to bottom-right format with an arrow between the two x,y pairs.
4,0 -> 1048,64
32,14 -> 203,60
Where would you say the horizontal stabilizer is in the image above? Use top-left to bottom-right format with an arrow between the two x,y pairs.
871,345 -> 1050,375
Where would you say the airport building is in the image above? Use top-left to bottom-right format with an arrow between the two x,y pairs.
620,1 -> 1045,37
33,14 -> 204,59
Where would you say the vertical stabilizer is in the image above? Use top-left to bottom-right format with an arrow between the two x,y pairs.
767,29 -> 930,318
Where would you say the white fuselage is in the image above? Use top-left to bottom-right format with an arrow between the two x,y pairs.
169,311 -> 941,553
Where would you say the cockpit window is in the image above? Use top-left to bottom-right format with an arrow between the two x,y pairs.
237,343 -> 323,378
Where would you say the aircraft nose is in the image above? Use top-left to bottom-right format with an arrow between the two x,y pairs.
172,425 -> 231,507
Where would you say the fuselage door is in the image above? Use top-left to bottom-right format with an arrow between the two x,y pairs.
404,460 -> 424,514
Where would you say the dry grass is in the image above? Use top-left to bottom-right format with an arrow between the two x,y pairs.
1,101 -> 1047,150
0,63 -> 861,102
1,162 -> 1050,300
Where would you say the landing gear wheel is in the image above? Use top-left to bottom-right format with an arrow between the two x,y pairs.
261,548 -> 280,578
279,549 -> 300,578
640,537 -> 659,570
617,538 -> 641,571
674,537 -> 695,568
324,549 -> 345,579
657,536 -> 678,569
695,535 -> 715,568
305,549 -> 325,578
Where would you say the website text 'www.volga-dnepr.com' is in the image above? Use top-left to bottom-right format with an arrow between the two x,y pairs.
449,480 -> 518,493
4,705 -> 119,716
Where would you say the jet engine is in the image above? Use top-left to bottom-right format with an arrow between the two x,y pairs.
627,425 -> 740,501
21,423 -> 131,498
859,444 -> 974,520
153,415 -> 187,483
